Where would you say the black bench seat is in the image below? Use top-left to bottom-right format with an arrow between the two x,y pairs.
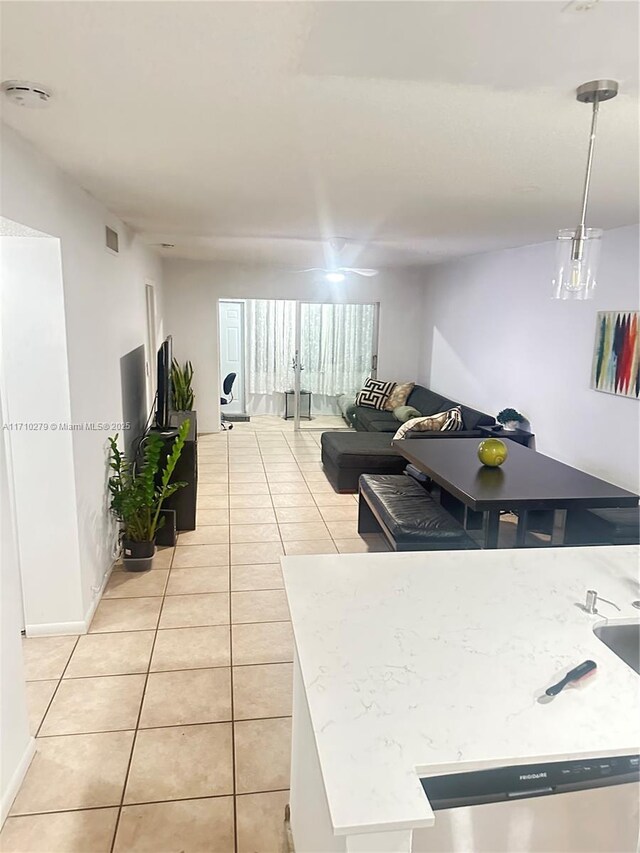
565,506 -> 640,546
358,474 -> 478,552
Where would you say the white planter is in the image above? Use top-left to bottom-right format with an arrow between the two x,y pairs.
503,420 -> 520,431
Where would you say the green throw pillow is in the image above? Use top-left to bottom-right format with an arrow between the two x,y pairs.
393,405 -> 421,423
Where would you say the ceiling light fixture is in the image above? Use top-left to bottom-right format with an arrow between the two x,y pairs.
325,272 -> 346,283
1,80 -> 52,108
553,79 -> 618,300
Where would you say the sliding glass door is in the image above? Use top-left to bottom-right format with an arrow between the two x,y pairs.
225,297 -> 378,430
293,301 -> 379,431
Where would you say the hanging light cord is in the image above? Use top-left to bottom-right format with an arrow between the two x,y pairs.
572,96 -> 600,262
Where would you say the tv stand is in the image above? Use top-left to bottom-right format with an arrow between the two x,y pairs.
149,410 -> 197,531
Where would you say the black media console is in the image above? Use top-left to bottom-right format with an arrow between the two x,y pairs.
149,410 -> 198,533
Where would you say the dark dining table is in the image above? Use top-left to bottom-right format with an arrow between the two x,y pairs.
393,437 -> 639,548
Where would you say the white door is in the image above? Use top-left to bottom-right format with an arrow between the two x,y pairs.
219,300 -> 245,415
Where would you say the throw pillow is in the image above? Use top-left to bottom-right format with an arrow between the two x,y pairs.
441,406 -> 463,431
393,407 -> 463,440
393,405 -> 422,423
355,377 -> 396,410
384,381 -> 415,411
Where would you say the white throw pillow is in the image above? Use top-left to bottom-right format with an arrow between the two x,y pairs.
393,407 -> 463,440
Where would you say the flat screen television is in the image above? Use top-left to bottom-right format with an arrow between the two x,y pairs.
155,336 -> 173,429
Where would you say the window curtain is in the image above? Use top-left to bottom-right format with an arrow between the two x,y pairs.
245,299 -> 375,396
300,302 -> 375,395
245,299 -> 297,394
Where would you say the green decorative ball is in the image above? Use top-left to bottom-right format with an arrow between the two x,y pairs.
477,438 -> 508,467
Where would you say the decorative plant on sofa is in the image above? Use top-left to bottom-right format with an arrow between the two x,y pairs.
497,408 -> 526,430
171,359 -> 195,411
108,419 -> 190,570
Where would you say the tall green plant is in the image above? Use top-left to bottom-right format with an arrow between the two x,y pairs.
108,419 -> 190,542
171,359 -> 195,411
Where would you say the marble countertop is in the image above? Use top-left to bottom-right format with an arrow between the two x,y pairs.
281,545 -> 640,836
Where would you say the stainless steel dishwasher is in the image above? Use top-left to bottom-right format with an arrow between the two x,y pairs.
414,754 -> 640,852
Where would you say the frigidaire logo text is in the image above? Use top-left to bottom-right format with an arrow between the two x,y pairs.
520,772 -> 548,780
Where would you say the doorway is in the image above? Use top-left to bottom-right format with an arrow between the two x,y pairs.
218,300 -> 246,416
217,297 -> 379,432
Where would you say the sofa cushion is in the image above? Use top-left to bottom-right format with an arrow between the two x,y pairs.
368,419 -> 401,432
393,405 -> 422,423
355,378 -> 396,410
321,431 -> 400,469
406,386 -> 457,416
384,381 -> 415,410
354,406 -> 397,432
393,407 -> 463,440
459,404 -> 495,431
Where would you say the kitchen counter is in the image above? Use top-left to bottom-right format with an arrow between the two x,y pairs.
281,545 -> 640,850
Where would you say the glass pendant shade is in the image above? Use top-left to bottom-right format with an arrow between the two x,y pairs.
552,227 -> 602,300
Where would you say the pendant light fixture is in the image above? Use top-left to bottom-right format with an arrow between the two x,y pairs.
552,79 -> 619,300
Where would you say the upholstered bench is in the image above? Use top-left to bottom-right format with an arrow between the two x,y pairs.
358,473 -> 478,552
564,506 -> 640,546
321,432 -> 407,492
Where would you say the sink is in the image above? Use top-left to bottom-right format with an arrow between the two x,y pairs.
593,621 -> 640,675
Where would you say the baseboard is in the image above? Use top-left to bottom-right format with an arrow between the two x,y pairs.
25,620 -> 87,637
1,736 -> 36,825
25,564 -> 113,637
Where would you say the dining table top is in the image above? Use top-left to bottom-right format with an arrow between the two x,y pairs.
393,437 -> 639,512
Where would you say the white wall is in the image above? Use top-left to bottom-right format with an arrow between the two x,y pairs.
163,260 -> 426,431
0,124 -> 164,626
1,236 -> 84,632
419,225 -> 640,492
0,390 -> 34,822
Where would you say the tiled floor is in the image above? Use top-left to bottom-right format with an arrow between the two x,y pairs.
4,428 -> 387,853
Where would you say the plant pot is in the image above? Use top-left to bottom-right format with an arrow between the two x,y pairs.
503,420 -> 520,431
122,539 -> 155,572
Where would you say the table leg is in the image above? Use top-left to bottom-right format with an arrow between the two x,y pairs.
483,510 -> 500,549
551,509 -> 568,546
515,510 -> 529,547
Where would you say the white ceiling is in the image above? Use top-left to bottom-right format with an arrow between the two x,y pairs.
1,1 -> 638,267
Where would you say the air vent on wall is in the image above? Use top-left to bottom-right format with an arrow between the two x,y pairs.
105,226 -> 119,254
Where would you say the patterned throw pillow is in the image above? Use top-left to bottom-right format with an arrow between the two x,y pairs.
393,407 -> 463,440
384,381 -> 415,411
355,378 -> 396,410
441,406 -> 463,431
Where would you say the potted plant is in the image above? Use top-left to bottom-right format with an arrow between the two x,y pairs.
497,408 -> 526,431
108,419 -> 190,571
171,359 -> 195,412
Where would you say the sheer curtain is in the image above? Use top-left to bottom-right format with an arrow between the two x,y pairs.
245,299 -> 297,393
300,302 -> 375,395
245,299 -> 375,396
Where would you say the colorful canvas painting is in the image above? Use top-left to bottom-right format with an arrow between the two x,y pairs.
591,311 -> 639,399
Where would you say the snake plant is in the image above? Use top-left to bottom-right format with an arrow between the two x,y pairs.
171,358 -> 195,411
108,419 -> 190,542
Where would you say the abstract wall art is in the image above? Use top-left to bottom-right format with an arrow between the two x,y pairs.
591,311 -> 639,399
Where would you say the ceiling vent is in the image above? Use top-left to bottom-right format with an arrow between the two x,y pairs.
1,80 -> 52,107
105,226 -> 119,254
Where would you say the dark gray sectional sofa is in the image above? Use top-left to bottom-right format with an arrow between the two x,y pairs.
324,385 -> 495,492
348,385 -> 494,436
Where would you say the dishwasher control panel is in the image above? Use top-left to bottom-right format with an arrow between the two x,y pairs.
421,754 -> 640,810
